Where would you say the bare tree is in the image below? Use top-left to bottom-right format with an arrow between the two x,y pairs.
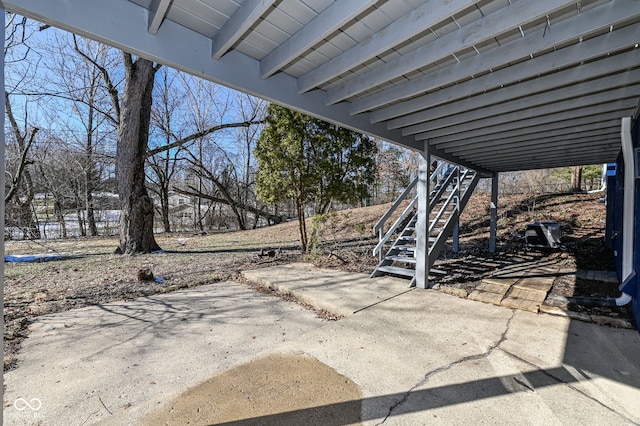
34,137 -> 86,238
71,35 -> 166,252
43,34 -> 118,236
146,72 -> 266,232
4,14 -> 41,238
147,67 -> 186,233
18,27 -> 265,250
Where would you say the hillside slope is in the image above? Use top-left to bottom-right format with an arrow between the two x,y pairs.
4,190 -> 619,369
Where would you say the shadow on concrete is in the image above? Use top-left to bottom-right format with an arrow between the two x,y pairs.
215,362 -> 634,425
213,370 -> 561,425
212,315 -> 640,425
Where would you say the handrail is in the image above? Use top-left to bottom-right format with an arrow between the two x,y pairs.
373,161 -> 444,236
372,176 -> 417,235
371,161 -> 480,279
427,170 -> 478,257
429,188 -> 457,234
429,167 -> 476,235
373,196 -> 418,256
372,160 -> 463,261
428,166 -> 456,210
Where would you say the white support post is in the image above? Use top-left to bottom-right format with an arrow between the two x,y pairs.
489,174 -> 499,253
415,143 -> 430,289
620,117 -> 634,282
452,166 -> 460,254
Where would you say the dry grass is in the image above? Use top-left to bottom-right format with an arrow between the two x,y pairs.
4,192 -> 619,370
3,203 -> 389,370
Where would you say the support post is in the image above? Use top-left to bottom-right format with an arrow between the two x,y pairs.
489,174 -> 499,253
452,166 -> 460,254
415,143 -> 430,289
378,228 -> 384,262
452,222 -> 459,254
620,117 -> 634,282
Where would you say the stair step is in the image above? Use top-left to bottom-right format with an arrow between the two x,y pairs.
373,169 -> 478,281
394,245 -> 415,252
376,265 -> 415,278
428,217 -> 449,222
385,255 -> 417,264
396,236 -> 436,244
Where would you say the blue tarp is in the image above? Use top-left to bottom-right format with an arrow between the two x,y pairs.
5,254 -> 66,263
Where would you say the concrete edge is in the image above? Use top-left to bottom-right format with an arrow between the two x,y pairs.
241,270 -> 353,318
540,304 -> 635,329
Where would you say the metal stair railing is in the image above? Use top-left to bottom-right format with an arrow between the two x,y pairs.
426,168 -> 480,268
372,162 -> 455,267
372,177 -> 417,251
371,161 -> 480,282
428,166 -> 457,211
372,196 -> 417,260
429,186 -> 457,235
372,161 -> 445,260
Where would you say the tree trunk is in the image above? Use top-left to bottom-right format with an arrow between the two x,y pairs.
161,184 -> 171,233
297,201 -> 307,254
86,190 -> 98,236
570,166 -> 583,192
115,57 -> 161,254
5,92 -> 41,239
296,185 -> 308,253
85,99 -> 99,237
54,199 -> 67,239
77,207 -> 86,237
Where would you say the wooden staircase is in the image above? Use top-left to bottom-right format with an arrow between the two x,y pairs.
371,162 -> 479,286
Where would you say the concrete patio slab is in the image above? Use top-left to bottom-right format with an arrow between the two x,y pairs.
242,263 -> 412,317
4,263 -> 640,425
2,281 -> 326,425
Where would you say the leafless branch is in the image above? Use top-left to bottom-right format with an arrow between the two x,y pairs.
145,120 -> 264,158
74,35 -> 121,122
5,127 -> 38,203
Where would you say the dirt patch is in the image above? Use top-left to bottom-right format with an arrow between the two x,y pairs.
544,273 -> 633,323
141,354 -> 362,426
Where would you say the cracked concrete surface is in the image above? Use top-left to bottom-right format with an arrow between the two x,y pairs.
377,311 -> 518,425
261,264 -> 640,425
4,264 -> 640,425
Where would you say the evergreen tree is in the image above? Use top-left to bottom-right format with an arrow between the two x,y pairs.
255,105 -> 377,252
